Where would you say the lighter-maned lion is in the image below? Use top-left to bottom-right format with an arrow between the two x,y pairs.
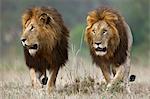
85,7 -> 135,93
20,7 -> 69,92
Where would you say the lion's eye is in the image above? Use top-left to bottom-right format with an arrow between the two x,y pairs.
92,29 -> 96,34
30,25 -> 35,31
102,29 -> 107,35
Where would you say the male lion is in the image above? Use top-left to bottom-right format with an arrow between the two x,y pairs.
85,7 -> 135,93
20,7 -> 69,92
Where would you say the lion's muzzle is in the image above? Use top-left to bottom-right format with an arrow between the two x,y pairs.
93,42 -> 107,56
21,38 -> 39,56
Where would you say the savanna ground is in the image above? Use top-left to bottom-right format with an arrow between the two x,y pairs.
0,51 -> 150,99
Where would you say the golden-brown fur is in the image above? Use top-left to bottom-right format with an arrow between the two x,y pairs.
85,7 -> 133,93
21,7 -> 69,92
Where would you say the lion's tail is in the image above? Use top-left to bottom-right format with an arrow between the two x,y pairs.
129,75 -> 136,82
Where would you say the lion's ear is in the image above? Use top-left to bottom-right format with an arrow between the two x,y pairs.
39,13 -> 51,24
86,11 -> 97,27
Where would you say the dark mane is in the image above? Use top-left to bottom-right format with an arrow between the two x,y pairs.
22,7 -> 69,72
86,7 -> 128,65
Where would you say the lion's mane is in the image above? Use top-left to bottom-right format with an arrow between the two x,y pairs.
85,7 -> 128,65
22,7 -> 69,72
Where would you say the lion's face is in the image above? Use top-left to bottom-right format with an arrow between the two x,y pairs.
21,19 -> 40,56
21,8 -> 63,56
91,21 -> 112,56
87,20 -> 119,56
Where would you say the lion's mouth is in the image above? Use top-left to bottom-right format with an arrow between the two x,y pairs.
95,47 -> 107,52
94,47 -> 107,56
28,44 -> 38,50
24,44 -> 39,56
25,44 -> 38,50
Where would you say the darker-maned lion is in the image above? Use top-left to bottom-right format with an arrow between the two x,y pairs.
20,7 -> 69,92
85,7 -> 135,93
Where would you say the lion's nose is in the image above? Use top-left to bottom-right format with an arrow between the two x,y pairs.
21,38 -> 26,42
95,42 -> 101,45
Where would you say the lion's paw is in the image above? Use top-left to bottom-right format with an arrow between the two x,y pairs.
48,86 -> 55,94
100,78 -> 107,85
106,83 -> 113,91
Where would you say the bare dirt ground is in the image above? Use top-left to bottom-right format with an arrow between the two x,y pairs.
0,57 -> 150,99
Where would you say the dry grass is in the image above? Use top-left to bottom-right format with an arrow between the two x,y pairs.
0,53 -> 150,99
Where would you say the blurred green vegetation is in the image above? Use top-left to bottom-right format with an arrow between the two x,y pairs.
0,0 -> 149,67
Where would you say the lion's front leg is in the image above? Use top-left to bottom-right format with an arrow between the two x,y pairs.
106,65 -> 125,91
29,68 -> 41,88
100,63 -> 112,84
47,66 -> 59,93
107,54 -> 131,93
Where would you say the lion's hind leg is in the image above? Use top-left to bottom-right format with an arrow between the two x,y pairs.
47,66 -> 60,93
123,53 -> 131,93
